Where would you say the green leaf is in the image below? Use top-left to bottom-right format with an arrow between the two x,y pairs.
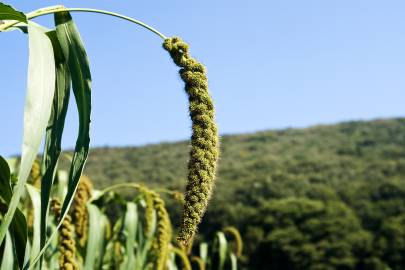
0,21 -> 56,248
215,232 -> 228,270
30,10 -> 92,267
11,206 -> 28,269
229,253 -> 238,270
0,231 -> 14,270
26,184 -> 41,269
39,29 -> 71,266
0,2 -> 27,22
84,204 -> 106,270
121,202 -> 138,269
0,200 -> 27,269
199,243 -> 208,264
0,158 -> 27,269
54,9 -> 91,227
0,156 -> 12,202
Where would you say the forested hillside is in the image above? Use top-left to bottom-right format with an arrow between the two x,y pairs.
80,118 -> 405,269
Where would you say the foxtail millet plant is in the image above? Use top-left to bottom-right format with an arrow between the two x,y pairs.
0,4 -> 222,268
51,198 -> 78,270
72,175 -> 93,246
163,36 -> 219,247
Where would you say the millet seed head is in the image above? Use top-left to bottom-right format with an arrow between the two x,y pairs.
163,36 -> 219,247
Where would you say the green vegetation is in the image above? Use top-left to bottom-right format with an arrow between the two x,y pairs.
2,2 -> 404,270
1,2 -> 222,269
1,158 -> 240,269
81,118 -> 405,269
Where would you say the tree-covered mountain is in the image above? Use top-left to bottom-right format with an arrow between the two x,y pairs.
80,118 -> 405,269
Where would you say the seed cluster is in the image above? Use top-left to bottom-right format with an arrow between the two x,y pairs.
72,175 -> 92,246
150,190 -> 172,270
27,160 -> 42,228
51,198 -> 78,270
163,36 -> 219,246
29,160 -> 41,188
143,191 -> 155,236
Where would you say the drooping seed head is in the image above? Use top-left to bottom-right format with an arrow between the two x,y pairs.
163,36 -> 219,247
51,198 -> 78,270
149,191 -> 172,270
72,175 -> 93,246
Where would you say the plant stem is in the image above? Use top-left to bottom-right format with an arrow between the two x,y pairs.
90,183 -> 179,202
0,6 -> 167,39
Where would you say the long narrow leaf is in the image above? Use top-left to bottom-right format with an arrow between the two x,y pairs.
0,20 -> 55,255
0,2 -> 27,22
26,184 -> 41,269
0,231 -> 14,270
0,157 -> 27,268
30,11 -> 92,266
0,156 -> 12,202
215,232 -> 228,270
39,29 -> 71,265
83,204 -> 105,270
229,253 -> 237,270
54,10 -> 91,216
121,202 -> 138,270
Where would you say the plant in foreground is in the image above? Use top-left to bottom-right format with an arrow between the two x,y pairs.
0,2 -> 220,269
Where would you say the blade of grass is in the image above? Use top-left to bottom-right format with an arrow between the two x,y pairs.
83,204 -> 105,270
0,231 -> 14,270
199,243 -> 208,264
39,29 -> 71,267
0,186 -> 28,270
0,156 -> 12,202
0,21 -> 56,247
26,185 -> 41,269
0,2 -> 27,22
229,253 -> 238,270
215,232 -> 228,270
121,202 -> 138,270
28,10 -> 92,267
54,8 -> 91,231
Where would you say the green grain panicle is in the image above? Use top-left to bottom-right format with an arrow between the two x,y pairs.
163,36 -> 219,247
51,198 -> 78,270
150,190 -> 172,270
72,175 -> 93,246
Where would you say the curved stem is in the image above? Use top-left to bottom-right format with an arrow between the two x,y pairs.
89,183 -> 142,202
90,183 -> 181,202
1,6 -> 167,39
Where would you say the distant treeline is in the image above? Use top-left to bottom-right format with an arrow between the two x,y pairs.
78,118 -> 405,270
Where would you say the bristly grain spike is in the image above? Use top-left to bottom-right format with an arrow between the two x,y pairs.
163,36 -> 219,246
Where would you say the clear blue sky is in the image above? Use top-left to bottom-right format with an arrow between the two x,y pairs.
1,1 -> 405,156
